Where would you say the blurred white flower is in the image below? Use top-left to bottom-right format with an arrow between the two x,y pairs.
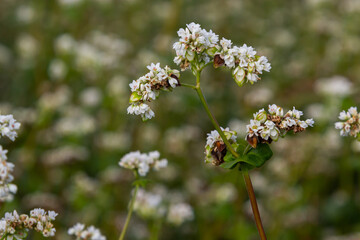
80,87 -> 102,107
167,203 -> 194,226
133,189 -> 165,219
315,76 -> 353,97
48,59 -> 68,80
16,5 -> 35,24
68,223 -> 106,240
119,151 -> 167,177
55,34 -> 77,55
16,34 -> 38,60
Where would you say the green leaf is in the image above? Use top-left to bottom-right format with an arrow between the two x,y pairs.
223,151 -> 235,162
240,143 -> 273,169
221,159 -> 241,169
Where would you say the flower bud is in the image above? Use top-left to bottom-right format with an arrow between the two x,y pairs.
129,92 -> 142,103
233,67 -> 245,87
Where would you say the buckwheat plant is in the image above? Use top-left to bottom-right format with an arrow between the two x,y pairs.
68,223 -> 106,240
0,208 -> 57,239
126,22 -> 315,239
0,114 -> 21,201
118,151 -> 167,240
335,107 -> 360,140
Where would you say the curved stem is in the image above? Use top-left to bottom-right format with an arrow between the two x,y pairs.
193,70 -> 267,240
194,86 -> 238,157
119,182 -> 140,240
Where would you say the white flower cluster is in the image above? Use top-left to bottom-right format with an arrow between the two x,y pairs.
68,223 -> 106,240
246,104 -> 315,148
0,115 -> 21,141
216,39 -> 271,86
173,22 -> 219,71
133,188 -> 165,219
133,188 -> 193,226
0,114 -> 21,201
335,107 -> 360,139
0,208 -> 57,239
119,150 -> 168,176
205,127 -> 238,165
173,22 -> 271,86
167,203 -> 194,226
127,63 -> 180,121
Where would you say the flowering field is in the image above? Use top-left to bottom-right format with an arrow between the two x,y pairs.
1,0 -> 360,239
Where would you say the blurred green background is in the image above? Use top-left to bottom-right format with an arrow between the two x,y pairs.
1,0 -> 360,239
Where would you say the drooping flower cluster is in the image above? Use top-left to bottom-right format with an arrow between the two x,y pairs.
205,127 -> 238,166
214,39 -> 271,86
246,104 -> 315,148
119,150 -> 168,176
68,223 -> 106,240
127,63 -> 180,121
173,22 -> 271,86
0,208 -> 57,239
335,107 -> 360,139
133,188 -> 193,226
173,22 -> 219,71
0,114 -> 21,201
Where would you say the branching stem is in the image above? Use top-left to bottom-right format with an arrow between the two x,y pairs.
192,70 -> 267,240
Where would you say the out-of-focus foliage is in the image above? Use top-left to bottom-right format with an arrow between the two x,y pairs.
0,0 -> 360,239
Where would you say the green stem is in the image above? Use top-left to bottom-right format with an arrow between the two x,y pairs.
149,219 -> 162,240
194,75 -> 238,157
193,70 -> 267,240
118,180 -> 140,240
181,83 -> 197,89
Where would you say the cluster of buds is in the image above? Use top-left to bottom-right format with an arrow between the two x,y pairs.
119,150 -> 168,177
0,209 -> 57,239
127,63 -> 180,121
246,104 -> 314,148
172,22 -> 271,86
214,39 -> 271,86
173,22 -> 219,71
0,114 -> 21,201
68,223 -> 106,240
205,127 -> 238,166
335,107 -> 360,139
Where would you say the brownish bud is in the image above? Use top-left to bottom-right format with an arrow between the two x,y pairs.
213,54 -> 225,68
247,135 -> 258,148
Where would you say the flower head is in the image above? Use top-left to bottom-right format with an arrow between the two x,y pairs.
119,151 -> 168,177
127,63 -> 180,121
246,104 -> 314,148
205,127 -> 238,166
335,107 -> 360,139
173,22 -> 219,71
0,115 -> 21,141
